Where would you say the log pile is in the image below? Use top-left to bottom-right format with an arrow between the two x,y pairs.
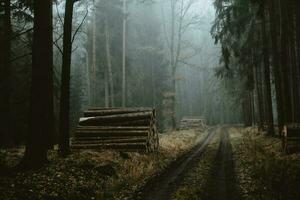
282,123 -> 300,153
71,107 -> 159,153
179,116 -> 206,131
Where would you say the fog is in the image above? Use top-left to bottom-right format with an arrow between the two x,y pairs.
52,0 -> 243,131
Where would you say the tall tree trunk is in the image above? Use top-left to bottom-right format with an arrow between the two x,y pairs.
22,0 -> 53,168
170,0 -> 176,129
122,0 -> 127,107
261,3 -> 275,135
268,0 -> 284,132
104,66 -> 109,107
0,0 -> 12,147
279,0 -> 293,123
59,0 -> 76,156
104,16 -> 115,107
254,63 -> 265,130
92,4 -> 97,105
287,0 -> 300,123
295,0 -> 300,122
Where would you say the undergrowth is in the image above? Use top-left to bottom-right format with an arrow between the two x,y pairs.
234,127 -> 300,200
0,129 -> 206,200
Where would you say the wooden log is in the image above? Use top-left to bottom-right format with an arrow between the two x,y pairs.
76,126 -> 150,131
84,108 -> 155,117
72,136 -> 147,141
72,138 -> 148,145
79,119 -> 152,127
71,143 -> 147,150
75,130 -> 149,138
79,112 -> 153,126
87,107 -> 153,111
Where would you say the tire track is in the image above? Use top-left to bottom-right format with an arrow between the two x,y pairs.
201,126 -> 241,200
135,126 -> 220,200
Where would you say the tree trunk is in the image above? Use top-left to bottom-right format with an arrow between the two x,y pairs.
254,63 -> 265,130
104,66 -> 109,107
268,0 -> 284,132
22,0 -> 53,168
261,3 -> 275,135
122,0 -> 127,107
170,0 -> 176,129
279,0 -> 293,123
92,4 -> 97,105
0,0 -> 12,147
58,0 -> 76,156
104,16 -> 115,107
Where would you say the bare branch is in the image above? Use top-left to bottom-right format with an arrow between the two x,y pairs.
71,8 -> 88,44
55,0 -> 64,27
10,28 -> 33,41
10,52 -> 32,63
53,41 -> 63,55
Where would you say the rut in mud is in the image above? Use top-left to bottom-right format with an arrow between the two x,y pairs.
201,127 -> 241,200
135,127 -> 219,200
135,126 -> 241,200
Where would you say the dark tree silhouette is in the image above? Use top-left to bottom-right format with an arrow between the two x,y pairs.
0,0 -> 12,147
59,0 -> 79,156
21,0 -> 54,168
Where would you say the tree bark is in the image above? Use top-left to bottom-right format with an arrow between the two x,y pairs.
268,0 -> 285,132
58,0 -> 77,156
279,0 -> 293,123
91,3 -> 97,105
261,2 -> 275,135
22,0 -> 53,168
0,0 -> 12,147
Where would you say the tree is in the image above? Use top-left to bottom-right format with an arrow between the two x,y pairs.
0,0 -> 12,147
58,0 -> 80,156
104,12 -> 115,107
21,0 -> 54,168
161,0 -> 200,129
122,0 -> 127,107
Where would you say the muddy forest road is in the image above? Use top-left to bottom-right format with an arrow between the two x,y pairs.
135,126 -> 241,200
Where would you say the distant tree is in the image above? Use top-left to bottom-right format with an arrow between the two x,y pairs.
22,0 -> 54,168
161,0 -> 201,129
122,0 -> 127,107
0,0 -> 12,147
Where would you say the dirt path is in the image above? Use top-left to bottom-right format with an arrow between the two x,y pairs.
134,126 -> 219,200
201,126 -> 241,200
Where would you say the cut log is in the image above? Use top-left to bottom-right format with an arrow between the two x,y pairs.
87,107 -> 153,111
79,119 -> 152,127
79,111 -> 153,126
71,107 -> 158,153
72,138 -> 148,144
71,143 -> 147,150
84,108 -> 155,117
76,126 -> 150,131
75,130 -> 149,138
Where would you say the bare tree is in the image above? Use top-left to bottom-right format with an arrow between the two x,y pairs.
122,0 -> 127,107
161,0 -> 200,129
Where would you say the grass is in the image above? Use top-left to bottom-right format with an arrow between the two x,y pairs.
171,131 -> 219,200
0,129 -> 206,200
232,127 -> 300,200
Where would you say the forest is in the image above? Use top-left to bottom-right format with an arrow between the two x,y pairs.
0,0 -> 300,199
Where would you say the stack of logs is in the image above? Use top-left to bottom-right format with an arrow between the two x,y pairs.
179,116 -> 206,131
71,107 -> 159,153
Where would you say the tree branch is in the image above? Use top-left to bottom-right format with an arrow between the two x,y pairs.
71,8 -> 88,44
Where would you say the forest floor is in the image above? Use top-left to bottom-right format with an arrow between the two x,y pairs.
1,126 -> 300,200
135,125 -> 300,200
0,129 -> 207,200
